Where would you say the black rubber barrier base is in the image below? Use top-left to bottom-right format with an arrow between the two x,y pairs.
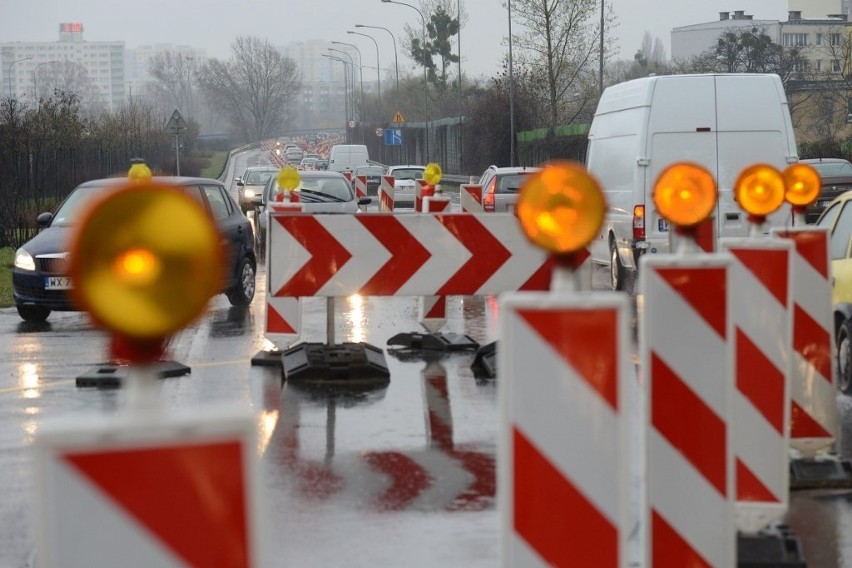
283,342 -> 390,385
471,341 -> 497,380
737,527 -> 806,567
386,332 -> 479,352
251,349 -> 284,367
790,456 -> 852,490
75,361 -> 191,388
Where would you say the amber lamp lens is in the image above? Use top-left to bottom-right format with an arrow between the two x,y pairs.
653,163 -> 717,226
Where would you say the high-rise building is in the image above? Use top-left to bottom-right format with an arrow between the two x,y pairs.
1,23 -> 125,111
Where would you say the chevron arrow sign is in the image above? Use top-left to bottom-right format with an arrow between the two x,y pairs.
268,213 -> 554,298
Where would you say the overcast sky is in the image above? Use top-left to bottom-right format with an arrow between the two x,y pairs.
0,0 -> 791,78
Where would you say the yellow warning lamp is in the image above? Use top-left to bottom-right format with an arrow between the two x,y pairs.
424,163 -> 443,186
67,182 -> 224,363
653,163 -> 717,230
517,161 -> 607,266
128,162 -> 152,184
783,163 -> 821,213
278,166 -> 301,190
733,164 -> 785,224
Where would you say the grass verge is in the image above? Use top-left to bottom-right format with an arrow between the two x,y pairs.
0,247 -> 13,308
199,151 -> 229,180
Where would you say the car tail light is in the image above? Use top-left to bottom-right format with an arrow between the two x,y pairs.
633,205 -> 645,241
483,180 -> 496,212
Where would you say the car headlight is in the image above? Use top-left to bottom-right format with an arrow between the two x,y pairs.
244,189 -> 256,199
14,248 -> 36,271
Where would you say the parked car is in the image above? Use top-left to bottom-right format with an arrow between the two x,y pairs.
12,176 -> 258,323
477,165 -> 541,213
799,158 -> 852,224
386,165 -> 425,209
234,166 -> 277,214
351,165 -> 385,196
299,157 -> 319,171
253,171 -> 371,252
815,190 -> 852,393
315,159 -> 329,171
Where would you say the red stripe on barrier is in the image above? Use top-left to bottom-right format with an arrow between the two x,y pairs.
356,216 -> 432,295
651,353 -> 727,496
424,297 -> 446,319
791,400 -> 833,439
436,216 -> 511,295
519,257 -> 555,291
652,510 -> 712,568
656,267 -> 727,340
792,304 -> 832,383
66,441 -> 250,568
364,452 -> 433,511
274,216 -> 352,297
731,248 -> 789,307
736,458 -> 779,503
736,328 -> 785,434
518,308 -> 618,410
446,449 -> 495,511
267,304 -> 296,334
777,230 -> 829,279
514,428 -> 618,567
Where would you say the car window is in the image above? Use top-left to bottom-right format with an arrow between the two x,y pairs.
496,173 -> 532,193
356,166 -> 384,176
817,201 -> 841,229
830,200 -> 852,260
392,168 -> 424,180
300,177 -> 352,200
51,185 -> 111,226
810,161 -> 852,177
201,185 -> 231,220
245,170 -> 275,185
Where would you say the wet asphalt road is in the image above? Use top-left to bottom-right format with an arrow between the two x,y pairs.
3,149 -> 852,566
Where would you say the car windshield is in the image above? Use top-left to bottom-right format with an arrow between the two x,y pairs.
299,177 -> 353,200
51,184 -> 116,226
392,168 -> 424,180
245,170 -> 275,184
497,173 -> 534,193
809,161 -> 852,177
356,166 -> 384,176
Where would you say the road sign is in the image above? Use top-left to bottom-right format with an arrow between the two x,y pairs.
384,128 -> 403,146
348,120 -> 356,128
166,109 -> 187,133
392,111 -> 405,124
376,128 -> 384,137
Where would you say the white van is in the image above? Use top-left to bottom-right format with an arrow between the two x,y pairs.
328,144 -> 370,173
586,73 -> 798,290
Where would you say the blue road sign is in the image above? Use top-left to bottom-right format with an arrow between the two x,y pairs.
384,128 -> 403,146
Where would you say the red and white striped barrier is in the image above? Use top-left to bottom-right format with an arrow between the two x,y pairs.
379,176 -> 395,212
418,195 -> 452,332
773,228 -> 837,457
641,255 -> 735,567
353,175 -> 369,212
721,238 -> 793,534
460,184 -> 483,213
423,194 -> 451,213
34,407 -> 262,567
415,179 -> 435,213
263,213 -> 554,349
669,217 -> 716,253
499,293 -> 630,567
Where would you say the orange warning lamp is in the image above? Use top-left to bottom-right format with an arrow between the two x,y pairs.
734,164 -> 785,223
424,163 -> 442,186
67,182 -> 224,362
654,163 -> 717,228
783,163 -> 821,211
517,160 -> 606,263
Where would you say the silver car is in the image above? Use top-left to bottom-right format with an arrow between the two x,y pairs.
386,165 -> 425,209
235,166 -> 277,214
253,171 -> 371,252
477,165 -> 541,212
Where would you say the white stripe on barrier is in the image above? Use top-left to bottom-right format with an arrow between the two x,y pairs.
460,184 -> 483,213
641,255 -> 735,568
721,238 -> 792,534
500,293 -> 630,567
379,176 -> 395,212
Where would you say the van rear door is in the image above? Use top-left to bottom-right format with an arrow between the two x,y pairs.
646,76 -> 718,250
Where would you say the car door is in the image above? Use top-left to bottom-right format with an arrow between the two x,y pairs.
827,199 -> 852,308
199,183 -> 248,290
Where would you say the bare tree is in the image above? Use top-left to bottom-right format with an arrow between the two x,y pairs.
146,50 -> 200,119
197,36 -> 301,142
509,0 -> 617,130
33,60 -> 106,116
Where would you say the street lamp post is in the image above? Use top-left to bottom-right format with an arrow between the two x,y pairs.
323,54 -> 352,139
355,24 -> 400,96
381,0 -> 430,161
332,41 -> 364,115
32,61 -> 50,104
348,31 -> 381,116
599,0 -> 604,96
329,48 -> 359,121
508,0 -> 515,167
7,56 -> 33,99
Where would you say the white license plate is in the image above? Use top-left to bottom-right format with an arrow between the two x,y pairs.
45,276 -> 72,290
658,219 -> 669,232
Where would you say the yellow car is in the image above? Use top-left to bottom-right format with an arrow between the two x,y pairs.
815,192 -> 852,394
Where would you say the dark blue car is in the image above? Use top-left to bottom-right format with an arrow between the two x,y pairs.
12,176 -> 257,322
